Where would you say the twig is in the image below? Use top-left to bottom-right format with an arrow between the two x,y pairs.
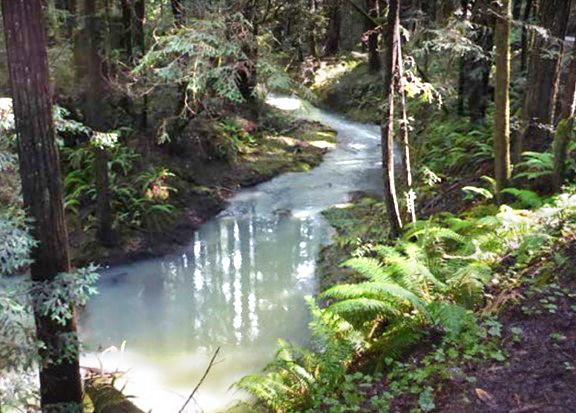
177,347 -> 221,413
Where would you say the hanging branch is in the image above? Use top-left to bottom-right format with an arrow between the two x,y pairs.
382,0 -> 403,239
396,27 -> 416,224
178,347 -> 221,413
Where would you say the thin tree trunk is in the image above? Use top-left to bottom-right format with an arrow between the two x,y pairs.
397,31 -> 416,224
1,0 -> 83,410
494,0 -> 512,199
520,0 -> 532,71
365,0 -> 381,72
120,0 -> 133,60
382,0 -> 403,239
324,0 -> 342,56
309,0 -> 318,58
553,42 -> 576,191
85,0 -> 115,247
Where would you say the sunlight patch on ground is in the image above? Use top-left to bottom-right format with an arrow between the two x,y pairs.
265,96 -> 302,111
309,140 -> 336,149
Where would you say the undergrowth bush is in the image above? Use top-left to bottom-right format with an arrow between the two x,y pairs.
237,189 -> 576,412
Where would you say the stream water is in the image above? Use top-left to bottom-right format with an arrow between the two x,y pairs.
79,96 -> 383,412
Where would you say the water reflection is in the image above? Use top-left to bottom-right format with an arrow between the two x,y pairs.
80,212 -> 329,412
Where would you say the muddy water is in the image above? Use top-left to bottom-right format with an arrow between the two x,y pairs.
79,96 -> 383,412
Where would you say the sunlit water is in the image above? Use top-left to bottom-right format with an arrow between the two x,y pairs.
79,96 -> 383,412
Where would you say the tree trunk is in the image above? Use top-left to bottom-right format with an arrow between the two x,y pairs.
120,0 -> 133,60
1,0 -> 83,410
512,0 -> 522,20
518,0 -> 572,157
309,0 -> 318,58
520,0 -> 532,71
238,2 -> 258,105
85,0 -> 115,247
494,0 -> 512,199
171,0 -> 185,25
553,42 -> 576,192
382,0 -> 403,239
397,30 -> 416,224
324,0 -> 342,56
365,0 -> 381,72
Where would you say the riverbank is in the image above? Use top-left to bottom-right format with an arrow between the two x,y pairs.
65,105 -> 336,267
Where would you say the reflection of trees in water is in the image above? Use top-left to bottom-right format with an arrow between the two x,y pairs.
85,211 -> 323,355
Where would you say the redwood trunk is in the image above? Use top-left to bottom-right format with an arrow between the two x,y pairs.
518,0 -> 572,156
1,0 -> 82,409
324,0 -> 342,56
494,0 -> 512,198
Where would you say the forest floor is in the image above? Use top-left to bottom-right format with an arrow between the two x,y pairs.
318,193 -> 576,413
312,57 -> 576,413
70,106 -> 336,267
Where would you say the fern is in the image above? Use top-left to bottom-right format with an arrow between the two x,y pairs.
500,187 -> 544,208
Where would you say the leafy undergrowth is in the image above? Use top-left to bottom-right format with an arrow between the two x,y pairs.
233,188 -> 576,413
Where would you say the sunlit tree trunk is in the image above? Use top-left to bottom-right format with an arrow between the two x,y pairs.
397,32 -> 415,224
494,0 -> 512,200
553,43 -> 576,192
382,0 -> 403,239
1,0 -> 83,410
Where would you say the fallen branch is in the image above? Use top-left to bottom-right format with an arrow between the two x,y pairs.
178,347 -> 221,413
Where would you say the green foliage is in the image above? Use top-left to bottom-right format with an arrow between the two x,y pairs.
236,298 -> 362,413
416,116 -> 492,180
0,209 -> 99,410
513,151 -> 554,180
135,14 -> 252,106
61,142 -> 176,232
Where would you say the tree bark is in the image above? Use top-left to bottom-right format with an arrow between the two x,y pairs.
382,0 -> 403,239
365,0 -> 381,72
84,0 -> 115,247
553,42 -> 576,192
494,0 -> 512,199
1,0 -> 83,410
518,0 -> 572,157
397,30 -> 415,224
324,0 -> 342,56
520,0 -> 532,71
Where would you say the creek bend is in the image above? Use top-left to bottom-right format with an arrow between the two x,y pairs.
79,96 -> 383,412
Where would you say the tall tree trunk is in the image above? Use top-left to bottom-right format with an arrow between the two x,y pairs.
238,1 -> 258,106
397,31 -> 416,224
553,42 -> 576,191
494,0 -> 512,199
517,0 -> 572,158
324,0 -> 342,56
512,0 -> 522,20
382,0 -> 403,239
309,0 -> 318,58
520,0 -> 532,71
85,0 -> 115,247
1,0 -> 83,410
120,0 -> 133,59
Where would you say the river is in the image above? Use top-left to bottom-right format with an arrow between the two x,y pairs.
79,96 -> 383,412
